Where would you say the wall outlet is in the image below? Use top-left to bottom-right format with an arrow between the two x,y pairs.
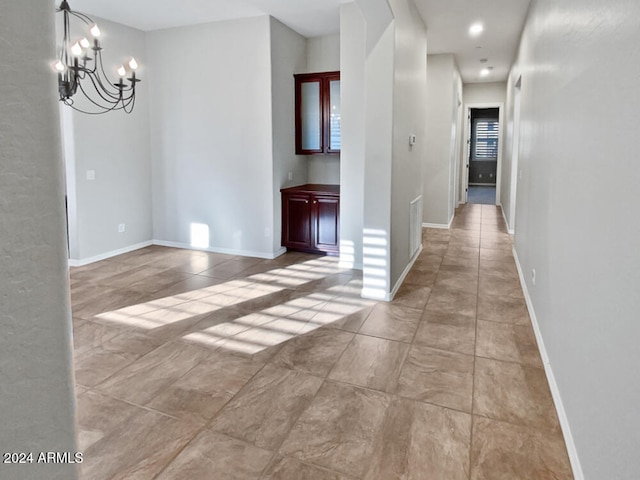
288,171 -> 293,181
118,224 -> 125,233
86,170 -> 96,181
531,268 -> 536,285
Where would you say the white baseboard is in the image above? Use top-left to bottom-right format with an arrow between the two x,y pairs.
386,244 -> 423,301
423,215 -> 453,230
68,241 -> 153,267
152,240 -> 286,260
498,202 -> 515,234
512,247 -> 584,480
69,240 -> 287,267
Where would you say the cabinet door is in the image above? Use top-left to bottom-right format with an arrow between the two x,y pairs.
313,195 -> 339,253
283,193 -> 312,249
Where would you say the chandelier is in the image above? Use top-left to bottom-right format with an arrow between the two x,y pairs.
54,1 -> 140,114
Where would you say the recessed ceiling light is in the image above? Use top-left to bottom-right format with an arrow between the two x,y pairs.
480,68 -> 490,77
469,23 -> 484,36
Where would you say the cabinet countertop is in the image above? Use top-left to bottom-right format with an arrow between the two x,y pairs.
280,184 -> 340,195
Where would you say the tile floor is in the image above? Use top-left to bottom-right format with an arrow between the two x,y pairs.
70,204 -> 573,479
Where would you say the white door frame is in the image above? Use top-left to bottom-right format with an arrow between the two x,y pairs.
508,77 -> 522,233
460,102 -> 505,205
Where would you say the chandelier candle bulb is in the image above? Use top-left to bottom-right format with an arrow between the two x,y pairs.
79,37 -> 90,49
117,66 -> 126,78
90,24 -> 101,37
128,58 -> 138,70
71,42 -> 82,56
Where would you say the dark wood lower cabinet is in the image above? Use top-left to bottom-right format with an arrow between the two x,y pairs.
281,184 -> 339,256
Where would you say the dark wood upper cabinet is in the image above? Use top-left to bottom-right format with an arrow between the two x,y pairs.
294,71 -> 340,155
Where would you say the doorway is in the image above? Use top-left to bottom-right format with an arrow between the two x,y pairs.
468,107 -> 498,204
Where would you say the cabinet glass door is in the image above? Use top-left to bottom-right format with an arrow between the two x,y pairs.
300,81 -> 322,152
328,79 -> 341,152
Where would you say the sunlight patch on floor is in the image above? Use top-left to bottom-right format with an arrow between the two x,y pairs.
94,256 -> 372,355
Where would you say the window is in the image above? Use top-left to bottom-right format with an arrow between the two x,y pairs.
471,112 -> 499,161
294,71 -> 340,155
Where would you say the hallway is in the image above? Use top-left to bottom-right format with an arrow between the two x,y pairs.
71,204 -> 572,479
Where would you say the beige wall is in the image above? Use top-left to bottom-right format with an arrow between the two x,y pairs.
507,0 -> 640,477
0,2 -> 78,479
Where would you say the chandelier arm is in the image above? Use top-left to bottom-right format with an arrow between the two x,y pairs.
78,80 -> 122,112
68,9 -> 95,26
121,93 -> 136,114
62,97 -> 110,115
88,72 -> 125,102
81,72 -> 123,104
95,50 -> 127,92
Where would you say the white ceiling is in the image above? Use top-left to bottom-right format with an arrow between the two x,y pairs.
414,0 -> 531,83
66,0 -> 531,83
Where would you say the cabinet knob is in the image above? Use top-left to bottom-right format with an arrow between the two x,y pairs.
313,200 -> 317,204
305,200 -> 309,204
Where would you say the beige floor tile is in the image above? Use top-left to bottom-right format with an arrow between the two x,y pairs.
76,390 -> 144,451
72,287 -> 148,320
391,283 -> 432,310
413,253 -> 445,268
147,351 -> 264,423
80,409 -> 200,480
414,311 -> 476,355
69,239 -> 571,480
423,241 -> 448,256
425,286 -> 478,317
449,235 -> 481,248
155,430 -> 273,480
479,272 -> 524,298
279,381 -> 390,478
72,319 -> 127,355
446,245 -> 480,258
476,320 -> 542,367
74,345 -> 140,387
145,274 -> 226,299
470,417 -> 573,480
403,267 -> 439,287
364,397 -> 471,480
211,364 -> 323,450
441,254 -> 479,272
325,302 -> 375,333
358,303 -> 422,343
395,345 -> 474,412
96,342 -> 210,404
269,328 -> 354,377
474,357 -> 561,432
479,258 -> 519,279
434,269 -> 478,293
328,334 -> 409,393
477,293 -> 530,324
479,247 -> 513,261
262,456 -> 356,480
